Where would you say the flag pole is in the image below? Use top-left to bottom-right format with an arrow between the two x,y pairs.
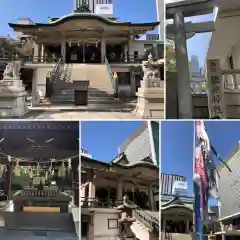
194,121 -> 205,240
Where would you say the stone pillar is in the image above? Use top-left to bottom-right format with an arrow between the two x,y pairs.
148,187 -> 155,210
40,44 -> 45,63
101,39 -> 106,63
174,11 -> 192,119
116,180 -> 123,203
61,41 -> 66,63
33,43 -> 39,62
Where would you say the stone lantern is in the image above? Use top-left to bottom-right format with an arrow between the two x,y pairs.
116,195 -> 137,240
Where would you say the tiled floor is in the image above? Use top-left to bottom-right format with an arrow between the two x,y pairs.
0,229 -> 77,240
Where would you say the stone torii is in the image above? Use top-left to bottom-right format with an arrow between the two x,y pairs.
166,0 -> 215,119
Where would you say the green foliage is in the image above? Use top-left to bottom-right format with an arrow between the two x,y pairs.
166,40 -> 192,72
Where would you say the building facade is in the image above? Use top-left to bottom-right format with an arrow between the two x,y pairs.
161,173 -> 186,196
81,122 -> 159,240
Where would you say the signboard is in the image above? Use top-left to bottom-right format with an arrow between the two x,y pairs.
172,180 -> 188,195
95,4 -> 113,15
207,59 -> 225,118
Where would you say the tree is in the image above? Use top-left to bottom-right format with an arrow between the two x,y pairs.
166,40 -> 176,72
166,39 -> 192,72
0,37 -> 33,59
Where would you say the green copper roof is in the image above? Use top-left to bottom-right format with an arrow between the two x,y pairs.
9,13 -> 159,29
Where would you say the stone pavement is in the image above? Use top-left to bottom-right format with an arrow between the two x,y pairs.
0,229 -> 77,240
25,110 -> 139,119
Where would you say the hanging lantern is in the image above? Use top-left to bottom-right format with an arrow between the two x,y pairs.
0,165 -> 3,178
59,161 -> 66,177
14,159 -> 20,177
57,167 -> 61,177
29,167 -> 33,178
45,170 -> 48,181
36,162 -> 40,177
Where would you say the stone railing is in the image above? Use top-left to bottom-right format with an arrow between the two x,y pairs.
104,56 -> 116,96
80,197 -> 122,208
133,207 -> 159,232
146,34 -> 160,41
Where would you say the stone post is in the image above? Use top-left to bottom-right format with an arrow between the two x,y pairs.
40,44 -> 45,63
174,11 -> 192,118
61,41 -> 66,63
101,39 -> 106,63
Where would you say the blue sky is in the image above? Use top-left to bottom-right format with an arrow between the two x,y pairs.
198,121 -> 240,166
81,121 -> 142,162
187,14 -> 214,67
0,0 -> 158,37
161,121 -> 194,195
195,121 -> 240,205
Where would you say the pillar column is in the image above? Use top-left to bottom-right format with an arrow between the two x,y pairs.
186,220 -> 189,233
174,11 -> 192,118
88,181 -> 96,207
128,36 -> 134,62
33,43 -> 39,62
130,70 -> 136,96
162,219 -> 166,232
148,187 -> 155,211
116,180 -> 123,204
101,39 -> 106,63
40,44 -> 45,63
61,41 -> 66,63
72,157 -> 79,207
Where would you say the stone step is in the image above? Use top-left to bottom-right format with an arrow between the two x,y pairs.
3,212 -> 75,232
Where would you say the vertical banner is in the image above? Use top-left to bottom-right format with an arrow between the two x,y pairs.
207,59 -> 225,118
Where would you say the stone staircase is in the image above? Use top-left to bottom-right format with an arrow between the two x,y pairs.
2,212 -> 75,232
131,209 -> 159,240
161,233 -> 193,240
51,63 -> 115,105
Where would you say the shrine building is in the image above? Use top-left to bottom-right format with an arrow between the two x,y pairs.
7,0 -> 163,106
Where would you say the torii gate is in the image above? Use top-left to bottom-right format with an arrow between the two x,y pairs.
166,0 -> 215,118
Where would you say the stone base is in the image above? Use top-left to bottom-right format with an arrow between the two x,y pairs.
134,86 -> 164,119
0,85 -> 28,118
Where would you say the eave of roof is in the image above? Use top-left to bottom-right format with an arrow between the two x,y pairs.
9,13 -> 159,29
81,155 -> 159,170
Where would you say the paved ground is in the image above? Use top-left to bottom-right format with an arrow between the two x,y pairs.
25,110 -> 139,119
0,229 -> 77,240
23,101 -> 141,119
